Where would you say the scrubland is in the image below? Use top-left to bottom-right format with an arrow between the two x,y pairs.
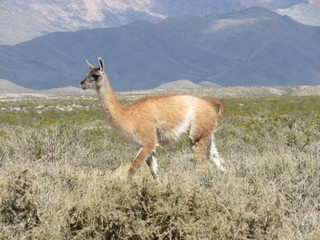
0,93 -> 319,239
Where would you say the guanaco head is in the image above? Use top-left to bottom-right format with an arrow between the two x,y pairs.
80,57 -> 105,89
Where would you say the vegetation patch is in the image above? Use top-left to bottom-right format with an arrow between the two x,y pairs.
0,95 -> 319,239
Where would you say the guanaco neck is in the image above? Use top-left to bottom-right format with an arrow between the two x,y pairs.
96,74 -> 124,125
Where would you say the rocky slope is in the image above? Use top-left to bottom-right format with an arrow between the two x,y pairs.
0,0 -> 309,45
277,0 -> 320,26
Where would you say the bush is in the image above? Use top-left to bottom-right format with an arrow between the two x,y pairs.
66,176 -> 288,240
0,169 -> 40,238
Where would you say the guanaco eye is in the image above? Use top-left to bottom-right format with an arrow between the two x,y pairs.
92,74 -> 99,80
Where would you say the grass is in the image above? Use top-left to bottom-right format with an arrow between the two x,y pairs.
0,94 -> 319,239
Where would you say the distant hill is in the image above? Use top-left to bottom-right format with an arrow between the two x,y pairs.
0,79 -> 319,99
42,86 -> 95,95
0,79 -> 94,96
198,81 -> 221,88
156,80 -> 202,89
0,0 -> 306,45
156,80 -> 221,89
0,79 -> 35,94
0,7 -> 319,91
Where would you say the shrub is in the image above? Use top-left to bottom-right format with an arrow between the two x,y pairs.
0,168 -> 40,238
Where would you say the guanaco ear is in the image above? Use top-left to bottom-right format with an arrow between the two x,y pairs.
98,57 -> 104,73
86,59 -> 95,70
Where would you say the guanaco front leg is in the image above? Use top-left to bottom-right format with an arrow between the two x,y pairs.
127,147 -> 155,179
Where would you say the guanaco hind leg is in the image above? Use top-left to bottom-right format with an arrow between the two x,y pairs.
192,136 -> 210,162
191,134 -> 226,171
208,135 -> 226,171
146,153 -> 160,181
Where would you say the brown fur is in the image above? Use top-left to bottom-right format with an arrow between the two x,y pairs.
80,58 -> 225,180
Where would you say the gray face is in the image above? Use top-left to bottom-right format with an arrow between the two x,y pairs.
80,68 -> 103,89
80,58 -> 105,90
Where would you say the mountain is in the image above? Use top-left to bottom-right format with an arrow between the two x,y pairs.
0,7 -> 319,91
0,0 -> 308,45
277,0 -> 320,26
0,0 -> 163,45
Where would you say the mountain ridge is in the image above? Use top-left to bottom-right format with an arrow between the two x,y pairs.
0,7 -> 319,91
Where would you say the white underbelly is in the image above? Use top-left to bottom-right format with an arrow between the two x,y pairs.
156,107 -> 194,145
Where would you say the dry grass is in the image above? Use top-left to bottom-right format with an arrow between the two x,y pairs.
0,95 -> 319,239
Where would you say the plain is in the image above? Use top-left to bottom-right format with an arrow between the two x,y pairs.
0,91 -> 319,239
